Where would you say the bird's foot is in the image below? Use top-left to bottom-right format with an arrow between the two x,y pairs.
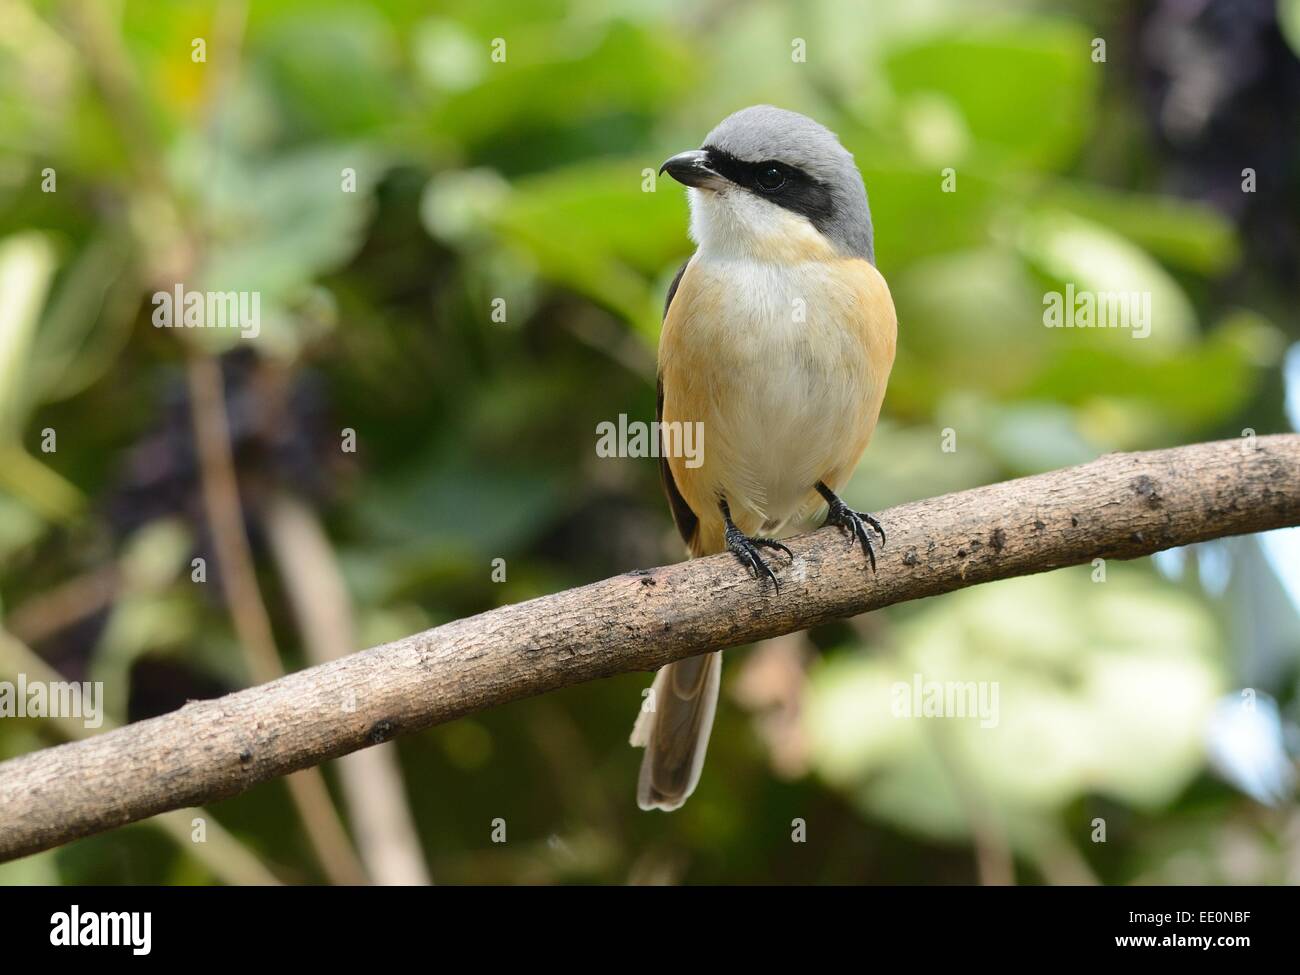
720,500 -> 792,592
816,482 -> 885,572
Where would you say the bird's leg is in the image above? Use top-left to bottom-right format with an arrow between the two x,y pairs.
719,498 -> 792,592
816,481 -> 885,572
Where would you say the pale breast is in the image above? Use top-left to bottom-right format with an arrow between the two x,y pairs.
660,255 -> 892,540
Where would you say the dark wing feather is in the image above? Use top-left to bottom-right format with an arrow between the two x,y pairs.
657,259 -> 698,549
663,258 -> 689,320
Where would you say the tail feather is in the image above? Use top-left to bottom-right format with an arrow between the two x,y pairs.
631,652 -> 721,811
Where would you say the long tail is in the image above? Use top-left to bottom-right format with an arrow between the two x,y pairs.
630,650 -> 721,811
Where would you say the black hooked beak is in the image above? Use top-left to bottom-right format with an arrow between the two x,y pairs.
659,149 -> 725,190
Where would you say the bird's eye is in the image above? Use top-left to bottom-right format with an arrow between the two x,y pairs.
756,166 -> 786,191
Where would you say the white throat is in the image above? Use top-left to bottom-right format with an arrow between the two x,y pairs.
687,187 -> 834,263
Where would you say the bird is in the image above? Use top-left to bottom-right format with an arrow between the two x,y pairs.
630,105 -> 898,811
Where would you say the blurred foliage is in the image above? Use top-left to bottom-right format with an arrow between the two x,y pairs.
0,0 -> 1298,884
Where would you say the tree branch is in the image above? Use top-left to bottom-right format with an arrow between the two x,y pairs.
2,434 -> 1298,862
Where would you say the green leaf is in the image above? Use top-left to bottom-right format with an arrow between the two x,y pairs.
168,141 -> 386,355
883,21 -> 1098,169
805,569 -> 1223,845
0,231 -> 56,437
855,159 -> 1001,272
1023,311 -> 1279,432
1016,208 -> 1198,350
1042,181 -> 1240,275
1281,0 -> 1300,58
486,158 -> 685,337
428,20 -> 693,150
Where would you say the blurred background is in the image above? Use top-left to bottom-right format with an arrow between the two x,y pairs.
1,0 -> 1299,884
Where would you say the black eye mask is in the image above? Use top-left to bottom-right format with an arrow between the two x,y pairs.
701,145 -> 837,237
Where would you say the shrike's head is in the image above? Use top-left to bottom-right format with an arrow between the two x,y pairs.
659,105 -> 873,264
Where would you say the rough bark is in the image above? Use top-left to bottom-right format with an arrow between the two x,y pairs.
2,434 -> 1298,861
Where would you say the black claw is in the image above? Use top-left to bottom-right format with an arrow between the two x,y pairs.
720,500 -> 787,593
752,537 -> 794,561
816,482 -> 885,573
861,512 -> 886,548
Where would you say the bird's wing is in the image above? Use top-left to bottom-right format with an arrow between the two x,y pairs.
657,258 -> 699,550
